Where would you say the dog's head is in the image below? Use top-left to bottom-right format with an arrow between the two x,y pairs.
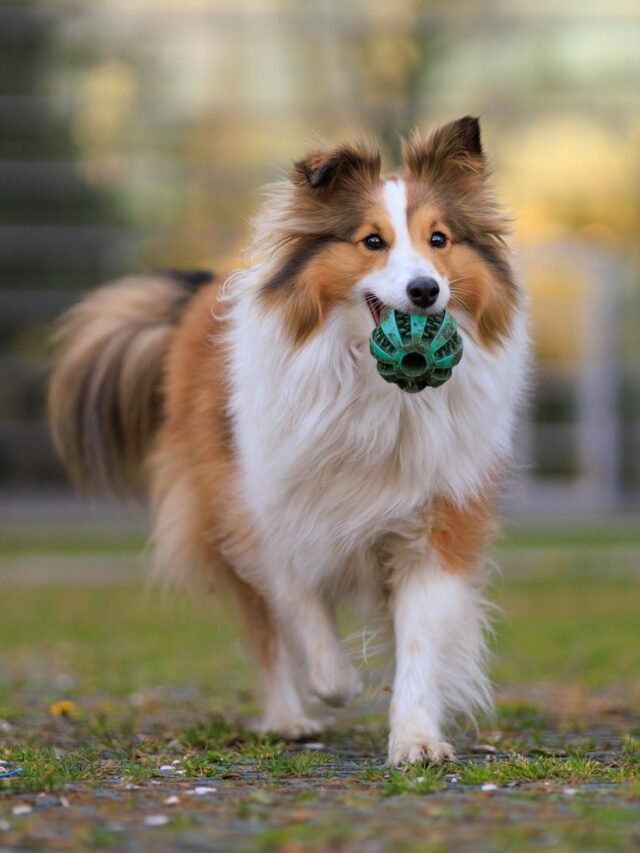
259,117 -> 519,350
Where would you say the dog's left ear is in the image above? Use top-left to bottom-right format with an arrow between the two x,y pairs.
292,143 -> 381,194
403,116 -> 485,180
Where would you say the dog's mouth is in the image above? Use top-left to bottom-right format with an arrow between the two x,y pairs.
364,293 -> 387,326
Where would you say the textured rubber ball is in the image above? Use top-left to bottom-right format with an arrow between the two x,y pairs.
369,308 -> 464,393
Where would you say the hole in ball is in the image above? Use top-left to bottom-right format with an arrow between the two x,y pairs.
400,351 -> 428,377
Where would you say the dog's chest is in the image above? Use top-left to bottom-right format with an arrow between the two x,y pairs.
238,361 -> 502,552
230,307 -> 524,575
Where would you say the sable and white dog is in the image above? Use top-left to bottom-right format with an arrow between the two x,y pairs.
49,116 -> 528,765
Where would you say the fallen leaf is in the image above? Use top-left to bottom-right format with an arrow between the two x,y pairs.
48,700 -> 79,719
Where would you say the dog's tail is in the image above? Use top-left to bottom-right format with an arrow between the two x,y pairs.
48,269 -> 213,497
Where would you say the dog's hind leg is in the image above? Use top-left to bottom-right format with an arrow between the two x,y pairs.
150,449 -> 322,739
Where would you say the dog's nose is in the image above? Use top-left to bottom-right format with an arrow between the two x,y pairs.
406,277 -> 440,309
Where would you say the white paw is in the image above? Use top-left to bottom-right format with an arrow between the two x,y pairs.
255,714 -> 325,741
388,735 -> 456,766
309,658 -> 362,708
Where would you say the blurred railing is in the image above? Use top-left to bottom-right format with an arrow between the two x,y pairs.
1,0 -> 639,513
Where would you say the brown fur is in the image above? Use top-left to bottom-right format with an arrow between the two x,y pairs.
260,142 -> 384,345
263,207 -> 393,344
48,271 -> 213,495
259,118 -> 517,350
403,117 -> 518,349
48,119 -> 518,713
149,280 -> 281,675
430,492 -> 498,574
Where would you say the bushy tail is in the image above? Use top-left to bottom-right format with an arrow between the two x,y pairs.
48,270 -> 213,496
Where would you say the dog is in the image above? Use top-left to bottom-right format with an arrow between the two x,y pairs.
49,116 -> 528,765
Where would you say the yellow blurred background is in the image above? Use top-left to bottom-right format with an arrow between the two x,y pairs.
1,0 -> 639,514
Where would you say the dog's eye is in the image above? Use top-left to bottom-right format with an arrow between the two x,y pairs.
363,234 -> 386,250
430,231 -> 448,249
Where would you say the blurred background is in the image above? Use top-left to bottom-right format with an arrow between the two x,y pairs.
0,8 -> 639,837
1,0 -> 640,527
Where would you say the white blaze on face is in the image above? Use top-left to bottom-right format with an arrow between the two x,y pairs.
357,178 -> 450,314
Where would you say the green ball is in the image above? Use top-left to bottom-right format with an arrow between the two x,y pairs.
369,308 -> 464,393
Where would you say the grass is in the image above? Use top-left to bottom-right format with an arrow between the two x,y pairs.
0,746 -> 104,793
492,576 -> 640,687
3,519 -> 640,558
1,535 -> 639,849
1,574 -> 638,704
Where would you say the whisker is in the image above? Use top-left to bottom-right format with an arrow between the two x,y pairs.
448,274 -> 475,285
449,286 -> 475,313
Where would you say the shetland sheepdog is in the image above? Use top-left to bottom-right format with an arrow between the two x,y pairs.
49,116 -> 528,765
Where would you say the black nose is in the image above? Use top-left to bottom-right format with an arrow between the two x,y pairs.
407,277 -> 440,309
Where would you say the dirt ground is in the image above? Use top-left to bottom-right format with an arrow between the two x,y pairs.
1,538 -> 639,850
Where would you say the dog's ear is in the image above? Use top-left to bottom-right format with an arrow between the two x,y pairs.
292,143 -> 381,194
403,116 -> 484,180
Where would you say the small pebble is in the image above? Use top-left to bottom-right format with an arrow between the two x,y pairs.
0,768 -> 22,779
53,673 -> 76,690
144,814 -> 169,827
60,797 -> 70,808
530,747 -> 567,758
171,759 -> 182,765
189,786 -> 217,796
159,765 -> 175,772
12,805 -> 32,816
471,744 -> 498,755
164,795 -> 180,805
302,742 -> 325,750
175,769 -> 186,776
0,720 -> 13,733
0,820 -> 11,831
563,787 -> 578,796
481,783 -> 498,792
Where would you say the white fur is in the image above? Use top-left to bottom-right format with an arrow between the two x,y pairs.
355,180 -> 450,313
257,634 -> 325,740
386,533 -> 492,764
223,178 -> 528,763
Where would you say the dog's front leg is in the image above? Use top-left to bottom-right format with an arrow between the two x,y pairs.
387,538 -> 491,766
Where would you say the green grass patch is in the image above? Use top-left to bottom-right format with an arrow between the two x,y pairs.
4,523 -> 639,558
492,575 -> 640,688
500,523 -> 640,550
2,573 -> 638,703
0,745 -> 103,793
383,765 -> 445,795
0,533 -> 145,558
257,750 -> 335,778
381,751 -> 640,796
454,753 -> 639,786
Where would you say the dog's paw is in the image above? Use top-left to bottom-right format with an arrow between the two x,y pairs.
309,658 -> 362,708
388,735 -> 456,767
255,714 -> 325,741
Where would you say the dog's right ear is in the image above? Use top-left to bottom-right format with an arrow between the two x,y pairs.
292,143 -> 381,194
